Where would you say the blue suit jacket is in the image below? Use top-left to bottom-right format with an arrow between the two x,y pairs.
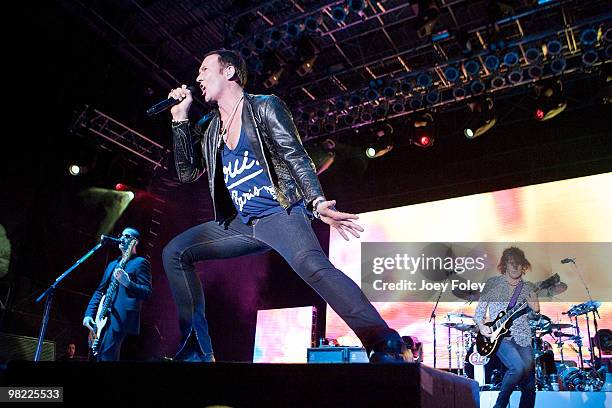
85,256 -> 152,335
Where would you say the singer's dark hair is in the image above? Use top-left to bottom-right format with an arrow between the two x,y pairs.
497,246 -> 531,275
204,49 -> 247,87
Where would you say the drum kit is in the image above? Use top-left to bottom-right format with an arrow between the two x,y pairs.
445,276 -> 606,392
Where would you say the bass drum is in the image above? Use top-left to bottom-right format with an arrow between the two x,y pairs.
559,366 -> 604,391
464,344 -> 506,389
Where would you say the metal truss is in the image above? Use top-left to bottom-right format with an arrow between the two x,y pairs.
71,106 -> 171,170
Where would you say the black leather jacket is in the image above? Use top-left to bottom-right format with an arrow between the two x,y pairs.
171,92 -> 324,224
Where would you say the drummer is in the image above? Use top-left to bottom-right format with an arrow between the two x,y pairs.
474,246 -> 540,408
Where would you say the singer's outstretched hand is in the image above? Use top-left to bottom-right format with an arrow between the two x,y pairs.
169,84 -> 193,121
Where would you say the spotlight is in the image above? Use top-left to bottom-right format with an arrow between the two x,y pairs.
582,50 -> 599,66
453,87 -> 467,99
68,164 -> 81,176
360,105 -> 373,122
444,66 -> 461,83
580,28 -> 598,47
304,15 -> 321,33
508,69 -> 523,84
464,60 -> 481,77
348,93 -> 362,107
484,55 -> 500,71
463,97 -> 496,139
527,65 -> 544,79
366,123 -> 394,158
296,36 -> 318,77
416,73 -> 433,88
491,76 -> 505,89
412,113 -> 435,148
348,0 -> 366,13
550,57 -> 567,74
373,102 -> 389,119
261,51 -> 286,88
306,139 -> 336,175
413,0 -> 440,38
470,79 -> 485,95
269,28 -> 284,46
115,183 -> 129,191
400,80 -> 413,94
525,47 -> 542,64
286,22 -> 302,38
503,51 -> 520,67
331,6 -> 348,23
546,40 -> 563,56
409,93 -> 424,110
391,99 -> 406,114
425,90 -> 440,104
534,79 -> 567,121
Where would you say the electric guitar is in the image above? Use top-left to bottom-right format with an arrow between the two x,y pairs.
475,273 -> 560,357
89,238 -> 137,356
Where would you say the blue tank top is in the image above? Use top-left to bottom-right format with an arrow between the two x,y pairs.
221,127 -> 283,223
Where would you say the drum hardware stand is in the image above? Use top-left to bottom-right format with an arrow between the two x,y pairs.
429,288 -> 443,368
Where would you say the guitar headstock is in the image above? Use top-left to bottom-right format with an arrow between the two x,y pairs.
120,238 -> 138,262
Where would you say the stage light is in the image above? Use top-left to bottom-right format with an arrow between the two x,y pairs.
296,36 -> 319,77
261,52 -> 286,88
464,60 -> 480,77
444,66 -> 461,83
525,47 -> 542,64
412,113 -> 435,148
484,55 -> 500,71
286,22 -> 302,38
508,69 -> 523,84
453,87 -> 467,99
416,73 -> 433,88
373,102 -> 389,119
409,93 -> 423,110
491,75 -> 505,89
582,50 -> 599,66
391,99 -> 406,114
550,57 -> 567,74
126,191 -> 135,200
580,28 -> 598,47
425,90 -> 440,104
366,123 -> 394,158
463,97 -> 496,139
503,51 -> 520,67
528,65 -> 544,79
306,139 -> 336,175
534,79 -> 567,121
115,183 -> 129,191
546,40 -> 563,56
68,164 -> 81,176
331,6 -> 348,23
349,93 -> 362,107
413,0 -> 440,38
470,79 -> 485,95
348,0 -> 366,13
269,28 -> 284,46
304,15 -> 321,33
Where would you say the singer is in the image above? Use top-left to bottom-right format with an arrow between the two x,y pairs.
82,228 -> 152,361
163,49 -> 409,363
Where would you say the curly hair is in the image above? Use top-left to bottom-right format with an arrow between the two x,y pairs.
497,246 -> 531,275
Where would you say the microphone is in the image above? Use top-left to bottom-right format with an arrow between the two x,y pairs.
561,258 -> 575,264
146,86 -> 198,117
100,235 -> 121,244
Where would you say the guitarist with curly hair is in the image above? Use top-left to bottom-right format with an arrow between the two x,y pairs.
474,246 -> 540,408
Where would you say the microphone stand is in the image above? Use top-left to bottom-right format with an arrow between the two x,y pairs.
33,240 -> 107,361
429,288 -> 443,368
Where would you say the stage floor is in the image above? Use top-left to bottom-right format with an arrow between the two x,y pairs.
480,390 -> 610,408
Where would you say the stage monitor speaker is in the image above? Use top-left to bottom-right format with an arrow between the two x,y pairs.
307,346 -> 369,363
0,332 -> 55,362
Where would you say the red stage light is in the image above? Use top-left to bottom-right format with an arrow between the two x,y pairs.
115,183 -> 128,191
420,136 -> 431,146
535,108 -> 545,120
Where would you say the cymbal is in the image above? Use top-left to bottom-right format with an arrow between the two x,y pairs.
537,281 -> 568,297
441,322 -> 475,331
451,287 -> 481,301
550,323 -> 573,329
567,300 -> 602,317
447,312 -> 474,319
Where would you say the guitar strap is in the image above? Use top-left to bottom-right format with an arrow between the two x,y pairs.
506,281 -> 524,310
